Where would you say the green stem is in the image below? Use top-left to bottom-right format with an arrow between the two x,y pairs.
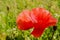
51,30 -> 55,40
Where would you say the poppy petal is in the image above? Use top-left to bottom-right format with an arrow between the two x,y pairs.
31,28 -> 44,38
48,16 -> 57,26
16,10 -> 33,30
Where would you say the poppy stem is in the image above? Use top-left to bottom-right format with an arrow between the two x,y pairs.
51,30 -> 55,40
35,38 -> 38,40
51,26 -> 57,40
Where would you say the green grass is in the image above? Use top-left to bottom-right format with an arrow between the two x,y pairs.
0,0 -> 60,40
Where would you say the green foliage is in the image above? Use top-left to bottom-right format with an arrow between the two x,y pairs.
0,0 -> 60,40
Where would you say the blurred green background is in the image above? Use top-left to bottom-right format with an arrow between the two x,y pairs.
0,0 -> 60,40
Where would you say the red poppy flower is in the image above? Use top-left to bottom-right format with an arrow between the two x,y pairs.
16,8 -> 57,38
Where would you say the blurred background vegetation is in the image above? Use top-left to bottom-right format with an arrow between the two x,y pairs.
0,0 -> 60,40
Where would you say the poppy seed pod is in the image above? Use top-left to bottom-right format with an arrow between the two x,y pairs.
16,8 -> 57,38
53,26 -> 57,31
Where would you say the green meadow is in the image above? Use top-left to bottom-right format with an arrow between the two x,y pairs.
0,0 -> 60,40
